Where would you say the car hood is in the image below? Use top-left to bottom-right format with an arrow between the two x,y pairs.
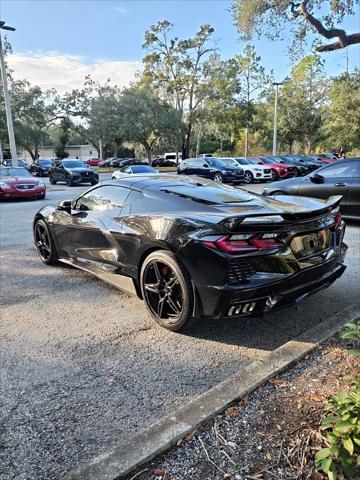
1,176 -> 41,185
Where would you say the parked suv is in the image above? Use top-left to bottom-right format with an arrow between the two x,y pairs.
30,159 -> 53,176
49,159 -> 99,186
177,157 -> 244,184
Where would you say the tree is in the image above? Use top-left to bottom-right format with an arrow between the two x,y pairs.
141,21 -> 216,158
320,70 -> 360,153
0,79 -> 54,161
232,0 -> 359,53
118,87 -> 181,162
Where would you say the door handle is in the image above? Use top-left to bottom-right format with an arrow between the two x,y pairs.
335,183 -> 347,187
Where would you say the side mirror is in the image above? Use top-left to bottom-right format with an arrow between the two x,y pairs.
203,164 -> 209,168
57,200 -> 72,213
310,173 -> 324,184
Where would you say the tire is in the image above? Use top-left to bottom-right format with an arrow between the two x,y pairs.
49,175 -> 56,185
293,168 -> 298,177
140,250 -> 194,331
66,176 -> 73,187
34,219 -> 58,265
213,173 -> 223,183
243,171 -> 253,184
91,179 -> 98,186
271,169 -> 277,180
37,193 -> 46,200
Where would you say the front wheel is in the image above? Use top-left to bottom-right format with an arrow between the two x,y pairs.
140,250 -> 194,331
49,175 -> 56,185
66,176 -> 73,187
293,168 -> 299,177
91,179 -> 98,185
34,219 -> 58,265
271,169 -> 277,180
243,171 -> 253,184
213,173 -> 223,183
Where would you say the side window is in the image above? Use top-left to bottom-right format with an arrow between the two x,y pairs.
321,162 -> 359,178
74,186 -> 130,211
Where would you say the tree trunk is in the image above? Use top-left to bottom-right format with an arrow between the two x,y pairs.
99,138 -> 104,159
244,127 -> 249,157
184,122 -> 192,159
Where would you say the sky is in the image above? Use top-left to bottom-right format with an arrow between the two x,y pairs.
0,0 -> 359,94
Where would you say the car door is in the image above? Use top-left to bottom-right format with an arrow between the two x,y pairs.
52,160 -> 64,181
52,185 -> 130,265
346,163 -> 360,218
298,161 -> 358,214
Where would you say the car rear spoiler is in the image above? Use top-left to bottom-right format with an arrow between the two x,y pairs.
219,195 -> 343,231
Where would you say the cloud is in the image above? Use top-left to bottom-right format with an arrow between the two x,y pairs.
114,6 -> 127,13
7,51 -> 140,94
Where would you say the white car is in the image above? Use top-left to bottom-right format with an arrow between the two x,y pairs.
112,164 -> 158,179
233,157 -> 273,183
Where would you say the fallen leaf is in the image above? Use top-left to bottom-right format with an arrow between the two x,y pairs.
269,378 -> 284,386
310,394 -> 323,402
276,424 -> 283,431
153,468 -> 166,477
266,451 -> 272,461
297,400 -> 302,410
224,474 -> 232,479
226,405 -> 238,416
213,362 -> 220,368
298,375 -> 306,382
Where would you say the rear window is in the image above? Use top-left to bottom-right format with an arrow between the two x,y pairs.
161,184 -> 254,204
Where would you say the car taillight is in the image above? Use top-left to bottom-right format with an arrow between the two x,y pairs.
334,211 -> 342,230
201,233 -> 282,253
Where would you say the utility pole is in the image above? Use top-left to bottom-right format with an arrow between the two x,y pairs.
272,82 -> 283,156
0,21 -> 17,166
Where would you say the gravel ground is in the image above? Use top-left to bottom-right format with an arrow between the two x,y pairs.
0,177 -> 359,480
126,329 -> 360,480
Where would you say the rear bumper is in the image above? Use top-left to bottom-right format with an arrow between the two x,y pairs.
195,243 -> 347,320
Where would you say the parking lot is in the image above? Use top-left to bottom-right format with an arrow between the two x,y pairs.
0,174 -> 359,480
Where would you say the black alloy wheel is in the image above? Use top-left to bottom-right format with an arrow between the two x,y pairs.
66,176 -> 73,187
34,219 -> 58,265
91,179 -> 98,186
243,171 -> 253,184
140,250 -> 194,331
49,175 -> 56,185
213,173 -> 223,183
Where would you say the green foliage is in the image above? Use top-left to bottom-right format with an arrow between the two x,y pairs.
316,322 -> 360,479
231,0 -> 358,54
117,87 -> 181,161
320,70 -> 360,153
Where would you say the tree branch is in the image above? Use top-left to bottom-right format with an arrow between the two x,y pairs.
296,0 -> 360,51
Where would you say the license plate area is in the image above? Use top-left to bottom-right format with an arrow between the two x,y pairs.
290,229 -> 331,259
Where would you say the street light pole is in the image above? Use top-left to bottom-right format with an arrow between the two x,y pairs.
272,82 -> 283,156
0,21 -> 18,166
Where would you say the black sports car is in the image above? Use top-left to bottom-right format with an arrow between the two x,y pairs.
263,158 -> 360,220
178,157 -> 244,184
49,159 -> 99,186
33,175 -> 347,331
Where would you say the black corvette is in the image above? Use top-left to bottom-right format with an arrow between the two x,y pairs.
33,175 -> 347,331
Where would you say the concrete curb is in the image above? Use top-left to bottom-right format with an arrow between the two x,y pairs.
63,304 -> 359,480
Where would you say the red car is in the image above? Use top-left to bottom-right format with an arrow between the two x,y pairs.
0,167 -> 46,199
83,157 -> 102,166
251,157 -> 297,179
306,154 -> 336,164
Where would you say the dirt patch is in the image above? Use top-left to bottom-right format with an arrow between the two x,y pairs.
125,332 -> 359,480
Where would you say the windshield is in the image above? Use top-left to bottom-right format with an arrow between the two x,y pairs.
260,157 -> 276,164
234,158 -> 251,165
38,160 -> 53,166
0,167 -> 30,177
207,158 -> 226,168
220,158 -> 239,167
63,160 -> 87,168
131,165 -> 156,173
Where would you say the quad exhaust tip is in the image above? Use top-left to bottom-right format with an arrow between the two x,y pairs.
227,302 -> 256,317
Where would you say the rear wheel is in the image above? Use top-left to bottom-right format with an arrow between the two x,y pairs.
34,219 -> 58,265
243,171 -> 253,184
49,175 -> 56,185
213,173 -> 223,183
140,250 -> 194,331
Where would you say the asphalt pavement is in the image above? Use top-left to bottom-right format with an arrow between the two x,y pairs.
0,174 -> 359,480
